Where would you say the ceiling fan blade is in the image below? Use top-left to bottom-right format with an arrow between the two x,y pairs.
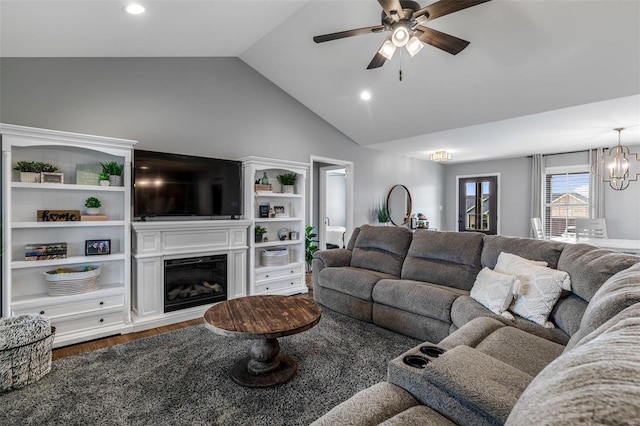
367,52 -> 388,69
416,26 -> 470,55
414,0 -> 490,23
313,25 -> 385,43
378,0 -> 406,20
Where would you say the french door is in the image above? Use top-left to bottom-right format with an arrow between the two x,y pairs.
458,175 -> 498,234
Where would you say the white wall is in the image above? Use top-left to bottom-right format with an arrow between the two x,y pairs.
0,57 -> 445,229
326,173 -> 346,227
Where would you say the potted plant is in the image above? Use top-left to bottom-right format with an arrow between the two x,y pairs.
100,161 -> 124,187
99,172 -> 111,186
13,161 -> 58,183
375,202 -> 391,225
84,196 -> 102,215
305,226 -> 319,289
276,172 -> 297,194
255,225 -> 267,243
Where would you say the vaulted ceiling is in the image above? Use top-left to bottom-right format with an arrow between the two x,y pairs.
1,0 -> 639,163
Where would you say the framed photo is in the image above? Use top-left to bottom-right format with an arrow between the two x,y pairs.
85,239 -> 111,256
258,204 -> 270,218
272,204 -> 289,218
41,172 -> 64,184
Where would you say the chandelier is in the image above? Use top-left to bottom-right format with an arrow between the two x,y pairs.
591,128 -> 640,191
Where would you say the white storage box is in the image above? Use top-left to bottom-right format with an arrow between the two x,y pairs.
44,265 -> 101,296
261,248 -> 289,267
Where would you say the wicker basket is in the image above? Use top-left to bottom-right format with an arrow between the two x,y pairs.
0,318 -> 55,392
44,265 -> 101,296
261,247 -> 289,266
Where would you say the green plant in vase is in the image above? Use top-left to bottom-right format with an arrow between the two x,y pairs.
13,161 -> 58,183
100,161 -> 124,186
255,225 -> 267,243
305,226 -> 318,273
276,172 -> 297,193
375,202 -> 391,225
84,196 -> 102,215
99,171 -> 111,186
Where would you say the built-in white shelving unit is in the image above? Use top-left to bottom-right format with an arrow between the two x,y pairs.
1,124 -> 136,347
241,157 -> 308,296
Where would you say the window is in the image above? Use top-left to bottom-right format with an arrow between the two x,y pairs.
458,175 -> 498,234
544,166 -> 590,237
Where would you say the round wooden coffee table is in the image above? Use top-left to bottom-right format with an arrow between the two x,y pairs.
203,295 -> 322,387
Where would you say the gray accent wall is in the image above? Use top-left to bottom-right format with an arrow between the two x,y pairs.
0,57 -> 444,229
444,152 -> 640,239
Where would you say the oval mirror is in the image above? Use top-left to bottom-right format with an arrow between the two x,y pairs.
386,184 -> 412,226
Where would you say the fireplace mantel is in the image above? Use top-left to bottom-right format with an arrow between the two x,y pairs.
131,220 -> 251,331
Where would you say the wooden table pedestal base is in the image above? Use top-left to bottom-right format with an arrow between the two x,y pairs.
230,337 -> 297,387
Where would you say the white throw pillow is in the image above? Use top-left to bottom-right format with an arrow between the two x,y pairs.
495,252 -> 572,328
470,267 -> 521,320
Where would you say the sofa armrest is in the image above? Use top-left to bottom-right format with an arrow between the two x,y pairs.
423,346 -> 533,424
313,249 -> 352,268
388,344 -> 532,426
438,317 -> 506,350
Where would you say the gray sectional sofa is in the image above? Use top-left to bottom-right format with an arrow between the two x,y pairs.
311,225 -> 640,425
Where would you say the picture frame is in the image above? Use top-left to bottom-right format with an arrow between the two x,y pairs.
41,172 -> 64,184
85,239 -> 111,256
258,204 -> 270,218
272,203 -> 289,218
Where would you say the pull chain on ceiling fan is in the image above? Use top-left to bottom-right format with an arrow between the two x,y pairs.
313,0 -> 491,70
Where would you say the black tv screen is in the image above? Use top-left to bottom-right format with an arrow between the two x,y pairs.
133,150 -> 242,220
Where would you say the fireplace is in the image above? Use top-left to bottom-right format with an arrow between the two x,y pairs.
164,255 -> 227,312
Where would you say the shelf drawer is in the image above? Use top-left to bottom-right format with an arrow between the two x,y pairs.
50,309 -> 125,335
254,275 -> 302,294
13,293 -> 125,318
255,266 -> 302,282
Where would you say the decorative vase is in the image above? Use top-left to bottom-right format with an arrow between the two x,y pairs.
99,180 -> 110,186
86,207 -> 100,215
255,234 -> 263,243
260,172 -> 269,185
109,175 -> 122,187
20,172 -> 40,183
282,184 -> 294,194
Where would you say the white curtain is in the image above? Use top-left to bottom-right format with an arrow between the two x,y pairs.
590,148 -> 605,218
530,154 -> 544,238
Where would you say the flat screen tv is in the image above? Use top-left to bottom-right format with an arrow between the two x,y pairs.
133,150 -> 242,220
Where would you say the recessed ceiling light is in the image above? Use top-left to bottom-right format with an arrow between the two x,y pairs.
360,91 -> 372,101
123,3 -> 145,15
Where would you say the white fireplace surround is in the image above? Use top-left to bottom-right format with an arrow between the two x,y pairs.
131,220 -> 251,331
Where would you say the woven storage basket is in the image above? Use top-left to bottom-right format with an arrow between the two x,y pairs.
0,315 -> 55,392
44,265 -> 101,296
261,247 -> 289,266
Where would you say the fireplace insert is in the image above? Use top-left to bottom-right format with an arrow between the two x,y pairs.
164,255 -> 227,312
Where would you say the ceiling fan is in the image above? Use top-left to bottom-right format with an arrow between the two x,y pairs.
313,0 -> 491,69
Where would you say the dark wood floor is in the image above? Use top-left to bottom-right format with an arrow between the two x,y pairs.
53,291 -> 313,361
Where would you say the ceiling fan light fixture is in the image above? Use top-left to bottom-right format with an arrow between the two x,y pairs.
406,36 -> 424,57
391,25 -> 410,47
431,151 -> 452,162
379,38 -> 397,60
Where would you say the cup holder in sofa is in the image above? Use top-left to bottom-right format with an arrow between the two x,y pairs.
403,355 -> 430,369
420,345 -> 446,358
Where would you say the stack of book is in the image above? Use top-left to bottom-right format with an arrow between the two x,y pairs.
25,242 -> 67,261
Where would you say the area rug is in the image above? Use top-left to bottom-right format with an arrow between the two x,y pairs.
0,308 -> 420,425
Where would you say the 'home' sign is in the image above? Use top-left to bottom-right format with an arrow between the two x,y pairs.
37,210 -> 81,222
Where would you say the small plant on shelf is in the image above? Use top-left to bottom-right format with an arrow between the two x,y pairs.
100,161 -> 124,176
99,172 -> 111,186
255,225 -> 267,243
13,161 -> 59,173
84,197 -> 102,208
276,172 -> 297,186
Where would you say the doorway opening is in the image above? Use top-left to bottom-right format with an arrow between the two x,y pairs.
309,156 -> 354,251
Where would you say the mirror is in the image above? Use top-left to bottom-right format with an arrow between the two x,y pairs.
386,184 -> 412,226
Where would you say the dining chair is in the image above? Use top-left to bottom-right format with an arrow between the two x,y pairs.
575,218 -> 608,239
531,218 -> 545,239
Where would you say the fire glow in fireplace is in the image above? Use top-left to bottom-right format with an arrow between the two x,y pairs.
164,255 -> 227,312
